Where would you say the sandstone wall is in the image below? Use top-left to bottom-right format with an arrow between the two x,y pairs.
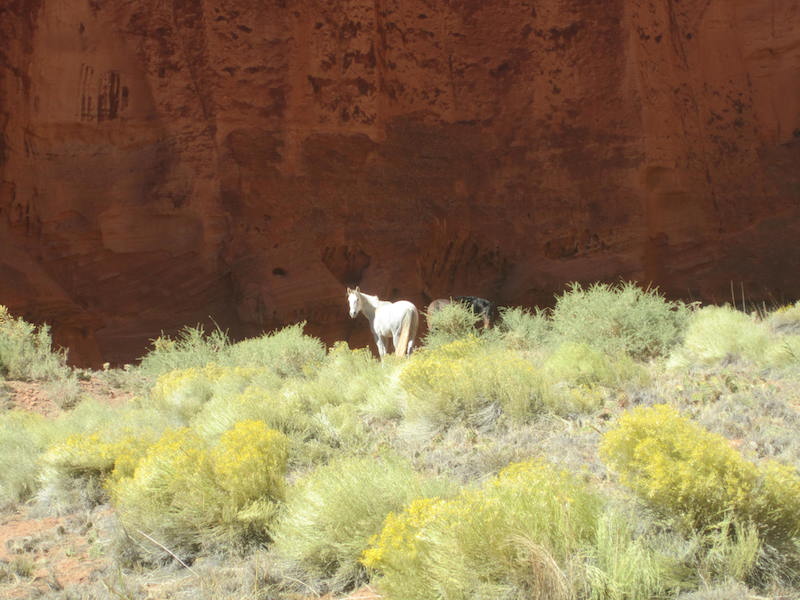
1,0 -> 799,365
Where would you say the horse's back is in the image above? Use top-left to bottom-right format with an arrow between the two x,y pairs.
426,299 -> 451,315
374,299 -> 417,335
453,295 -> 497,327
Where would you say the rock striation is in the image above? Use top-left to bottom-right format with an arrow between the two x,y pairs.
1,0 -> 799,365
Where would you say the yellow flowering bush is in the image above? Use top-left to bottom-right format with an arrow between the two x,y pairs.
111,428 -> 219,539
211,420 -> 288,506
601,405 -> 800,541
363,459 -> 601,600
400,337 -> 546,428
42,432 -> 152,483
111,421 -> 289,562
361,497 -> 442,574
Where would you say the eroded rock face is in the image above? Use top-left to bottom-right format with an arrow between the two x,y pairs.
1,0 -> 799,365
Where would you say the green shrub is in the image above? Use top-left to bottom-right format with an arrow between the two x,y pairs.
550,282 -> 689,359
585,506 -> 679,600
112,422 -> 288,563
138,324 -> 230,377
191,385 -> 311,442
146,364 -> 259,423
363,459 -> 602,600
496,305 -> 551,351
400,337 -> 546,431
767,302 -> 800,335
690,517 -> 763,585
139,322 -> 326,380
0,399 -> 157,512
0,305 -> 69,380
271,455 -> 452,594
600,405 -> 800,543
668,306 -> 773,368
278,342 -> 390,413
424,302 -> 482,347
190,367 -> 375,471
318,342 -> 402,420
311,402 -> 370,451
773,335 -> 800,367
44,373 -> 83,410
544,342 -> 647,389
0,411 -> 55,507
224,323 -> 326,377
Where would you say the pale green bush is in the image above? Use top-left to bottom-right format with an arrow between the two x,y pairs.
0,411 -> 54,507
424,302 -> 482,347
767,301 -> 800,335
400,337 -> 546,432
190,385 -> 311,442
224,323 -> 325,377
585,506 -> 680,600
544,342 -> 648,388
668,306 -> 773,368
271,454 -> 452,594
541,342 -> 647,416
146,364 -> 259,423
279,342 -> 390,412
690,517 -> 763,585
139,322 -> 325,380
496,305 -> 551,351
0,399 -> 144,511
189,362 -> 375,470
0,305 -> 70,380
551,282 -> 689,359
44,373 -> 83,410
138,324 -> 230,377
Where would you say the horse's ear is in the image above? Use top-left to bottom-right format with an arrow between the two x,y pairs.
355,286 -> 360,292
346,287 -> 351,293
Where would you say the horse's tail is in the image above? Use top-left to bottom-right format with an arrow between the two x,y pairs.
395,305 -> 419,357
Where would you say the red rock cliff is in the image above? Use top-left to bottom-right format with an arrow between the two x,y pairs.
1,0 -> 799,365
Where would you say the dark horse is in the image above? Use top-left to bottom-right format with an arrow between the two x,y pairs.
426,296 -> 498,329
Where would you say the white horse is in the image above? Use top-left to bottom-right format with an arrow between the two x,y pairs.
346,286 -> 419,357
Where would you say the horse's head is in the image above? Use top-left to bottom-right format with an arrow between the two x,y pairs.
346,286 -> 361,318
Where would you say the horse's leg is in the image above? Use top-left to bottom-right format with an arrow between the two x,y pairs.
374,333 -> 387,358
